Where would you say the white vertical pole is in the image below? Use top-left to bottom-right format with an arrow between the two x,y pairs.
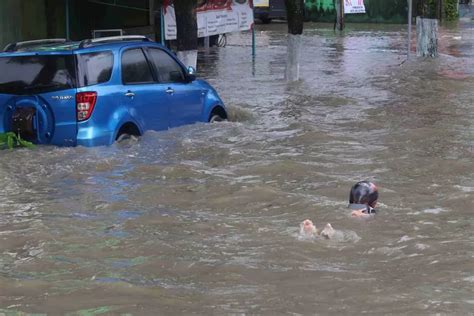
408,0 -> 412,59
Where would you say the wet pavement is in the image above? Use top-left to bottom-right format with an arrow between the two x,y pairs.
0,21 -> 473,314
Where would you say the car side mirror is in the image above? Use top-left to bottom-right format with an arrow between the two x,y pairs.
186,66 -> 196,82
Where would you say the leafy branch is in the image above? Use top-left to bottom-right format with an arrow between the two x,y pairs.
0,132 -> 35,150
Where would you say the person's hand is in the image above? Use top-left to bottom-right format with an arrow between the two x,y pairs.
351,210 -> 370,218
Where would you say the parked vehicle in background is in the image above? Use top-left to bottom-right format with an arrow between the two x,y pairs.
254,0 -> 287,23
0,36 -> 227,147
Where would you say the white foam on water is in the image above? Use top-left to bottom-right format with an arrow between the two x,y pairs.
297,234 -> 317,242
409,207 -> 451,216
415,243 -> 430,250
454,185 -> 474,192
423,208 -> 450,214
397,235 -> 414,243
367,246 -> 406,256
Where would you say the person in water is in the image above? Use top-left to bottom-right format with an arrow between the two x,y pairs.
299,219 -> 335,239
348,181 -> 378,218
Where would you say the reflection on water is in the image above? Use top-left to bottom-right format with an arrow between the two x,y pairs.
0,22 -> 473,314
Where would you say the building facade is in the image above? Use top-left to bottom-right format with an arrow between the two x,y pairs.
0,0 -> 156,49
0,0 -> 464,49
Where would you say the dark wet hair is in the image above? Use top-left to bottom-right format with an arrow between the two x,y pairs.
349,181 -> 378,208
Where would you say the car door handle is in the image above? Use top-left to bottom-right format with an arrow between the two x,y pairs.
125,91 -> 135,98
166,88 -> 174,95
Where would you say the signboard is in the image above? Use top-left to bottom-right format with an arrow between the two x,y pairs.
344,0 -> 366,14
163,0 -> 254,40
254,0 -> 269,7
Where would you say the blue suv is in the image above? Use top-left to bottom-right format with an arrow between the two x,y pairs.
0,36 -> 227,147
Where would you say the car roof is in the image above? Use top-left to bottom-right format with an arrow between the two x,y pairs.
0,38 -> 166,56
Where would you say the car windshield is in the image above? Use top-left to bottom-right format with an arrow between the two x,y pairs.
0,54 -> 77,95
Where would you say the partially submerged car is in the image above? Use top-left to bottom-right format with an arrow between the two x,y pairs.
0,36 -> 227,147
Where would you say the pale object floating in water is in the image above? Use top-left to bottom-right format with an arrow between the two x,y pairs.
299,219 -> 335,240
299,219 -> 317,239
319,223 -> 336,239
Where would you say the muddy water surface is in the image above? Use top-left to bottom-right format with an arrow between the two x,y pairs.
1,22 -> 473,314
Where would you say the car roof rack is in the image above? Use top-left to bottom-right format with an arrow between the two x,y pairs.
3,38 -> 68,52
78,35 -> 151,49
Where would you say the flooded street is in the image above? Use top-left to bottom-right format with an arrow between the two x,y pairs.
1,21 -> 473,314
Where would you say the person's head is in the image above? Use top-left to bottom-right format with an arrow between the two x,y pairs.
349,181 -> 378,209
300,219 -> 317,237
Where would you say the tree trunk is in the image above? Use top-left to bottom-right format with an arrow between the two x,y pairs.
174,0 -> 198,69
285,0 -> 305,35
284,0 -> 305,81
334,0 -> 344,31
438,0 -> 445,22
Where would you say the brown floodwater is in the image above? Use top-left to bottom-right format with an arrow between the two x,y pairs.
0,21 -> 473,314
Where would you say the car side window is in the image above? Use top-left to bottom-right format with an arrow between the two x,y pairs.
148,48 -> 185,84
121,48 -> 154,84
77,51 -> 113,87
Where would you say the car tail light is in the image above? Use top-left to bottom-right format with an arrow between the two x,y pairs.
76,92 -> 97,121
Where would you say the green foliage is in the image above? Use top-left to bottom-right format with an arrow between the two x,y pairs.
305,0 -> 409,24
305,0 -> 458,23
445,0 -> 459,20
365,0 -> 408,21
304,0 -> 334,21
0,132 -> 35,150
426,0 -> 438,17
415,0 -> 458,20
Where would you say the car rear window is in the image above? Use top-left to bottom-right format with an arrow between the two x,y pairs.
0,54 -> 77,95
76,51 -> 114,87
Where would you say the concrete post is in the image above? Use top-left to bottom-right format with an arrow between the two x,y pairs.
416,16 -> 438,57
284,0 -> 305,81
285,34 -> 302,81
174,0 -> 198,69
